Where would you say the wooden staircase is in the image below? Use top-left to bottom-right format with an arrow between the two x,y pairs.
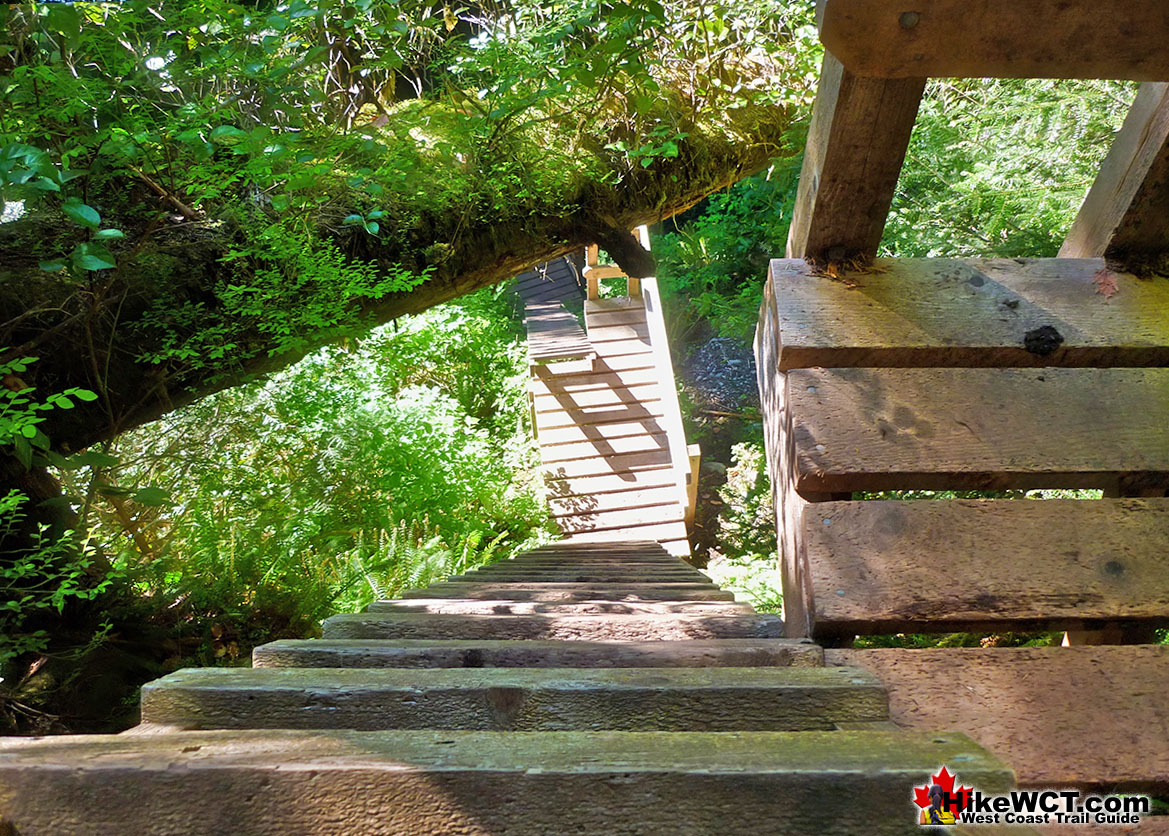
523,232 -> 697,556
0,542 -> 1012,834
756,0 -> 1169,799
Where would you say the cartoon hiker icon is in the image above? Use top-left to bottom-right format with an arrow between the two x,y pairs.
920,784 -> 958,826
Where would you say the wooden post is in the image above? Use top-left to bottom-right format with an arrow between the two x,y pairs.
685,443 -> 701,529
786,51 -> 924,264
1060,82 -> 1169,274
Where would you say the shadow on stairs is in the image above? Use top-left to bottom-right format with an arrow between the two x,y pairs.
0,541 -> 1015,835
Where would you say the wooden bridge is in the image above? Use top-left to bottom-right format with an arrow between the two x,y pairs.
514,234 -> 697,557
5,1 -> 1169,833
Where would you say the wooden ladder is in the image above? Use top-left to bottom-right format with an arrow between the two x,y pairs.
757,0 -> 1169,792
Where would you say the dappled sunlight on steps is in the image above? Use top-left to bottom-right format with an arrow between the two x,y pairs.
0,540 -> 1009,834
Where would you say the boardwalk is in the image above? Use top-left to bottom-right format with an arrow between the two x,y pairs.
514,259 -> 692,556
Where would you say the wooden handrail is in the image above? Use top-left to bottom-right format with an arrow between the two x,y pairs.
640,276 -> 696,528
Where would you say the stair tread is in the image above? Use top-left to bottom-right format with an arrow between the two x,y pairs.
252,638 -> 824,668
322,611 -> 783,641
365,598 -> 753,615
140,666 -> 887,732
401,583 -> 735,601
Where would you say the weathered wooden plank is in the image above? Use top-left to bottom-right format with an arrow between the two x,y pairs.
766,257 -> 1169,369
404,583 -> 731,602
252,638 -> 826,669
534,355 -> 656,380
556,504 -> 685,534
828,645 -> 1169,790
539,432 -> 669,464
535,403 -> 667,431
549,486 -> 682,516
542,467 -> 677,498
586,323 -> 651,343
801,498 -> 1169,636
587,337 -> 653,356
755,274 -> 815,637
1061,83 -> 1169,272
565,521 -> 690,552
789,367 -> 1169,493
529,369 -> 660,396
541,449 -> 674,478
533,383 -> 662,411
585,298 -> 644,315
139,666 -> 886,732
536,420 -> 671,446
786,51 -> 924,263
0,729 -> 1012,836
583,308 -> 648,328
819,0 -> 1169,81
322,611 -> 780,641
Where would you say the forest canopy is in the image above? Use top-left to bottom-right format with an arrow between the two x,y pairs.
0,0 -> 817,465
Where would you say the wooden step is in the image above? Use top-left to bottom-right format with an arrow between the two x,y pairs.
533,382 -> 661,411
766,257 -> 1169,370
787,367 -> 1169,493
536,420 -> 671,447
584,322 -> 651,343
529,368 -> 660,396
400,583 -> 734,602
799,498 -> 1169,636
540,449 -> 673,477
139,667 -> 886,732
534,353 -> 656,377
542,467 -> 677,498
828,645 -> 1169,791
458,560 -> 702,576
564,524 -> 691,556
586,337 -> 653,357
538,432 -> 670,464
492,557 -> 693,568
555,505 -> 687,535
0,729 -> 1012,835
252,638 -> 824,669
448,566 -> 700,583
363,599 -> 753,615
535,402 -> 667,431
321,612 -> 783,641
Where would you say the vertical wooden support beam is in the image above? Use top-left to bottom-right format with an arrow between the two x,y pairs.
1060,83 -> 1169,273
685,443 -> 701,529
755,272 -> 814,636
786,52 -> 925,263
584,245 -> 601,300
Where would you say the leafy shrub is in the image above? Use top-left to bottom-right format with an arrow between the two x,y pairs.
702,442 -> 781,613
63,288 -> 554,664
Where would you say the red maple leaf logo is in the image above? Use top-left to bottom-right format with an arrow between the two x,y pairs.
913,765 -> 973,812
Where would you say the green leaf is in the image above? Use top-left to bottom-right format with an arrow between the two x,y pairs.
209,125 -> 247,145
343,213 -> 364,225
20,423 -> 37,438
39,259 -> 67,272
64,449 -> 120,470
363,220 -> 379,235
62,197 -> 100,229
45,3 -> 81,36
131,486 -> 173,506
53,396 -> 74,409
94,228 -> 125,240
72,243 -> 117,271
73,389 -> 99,402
